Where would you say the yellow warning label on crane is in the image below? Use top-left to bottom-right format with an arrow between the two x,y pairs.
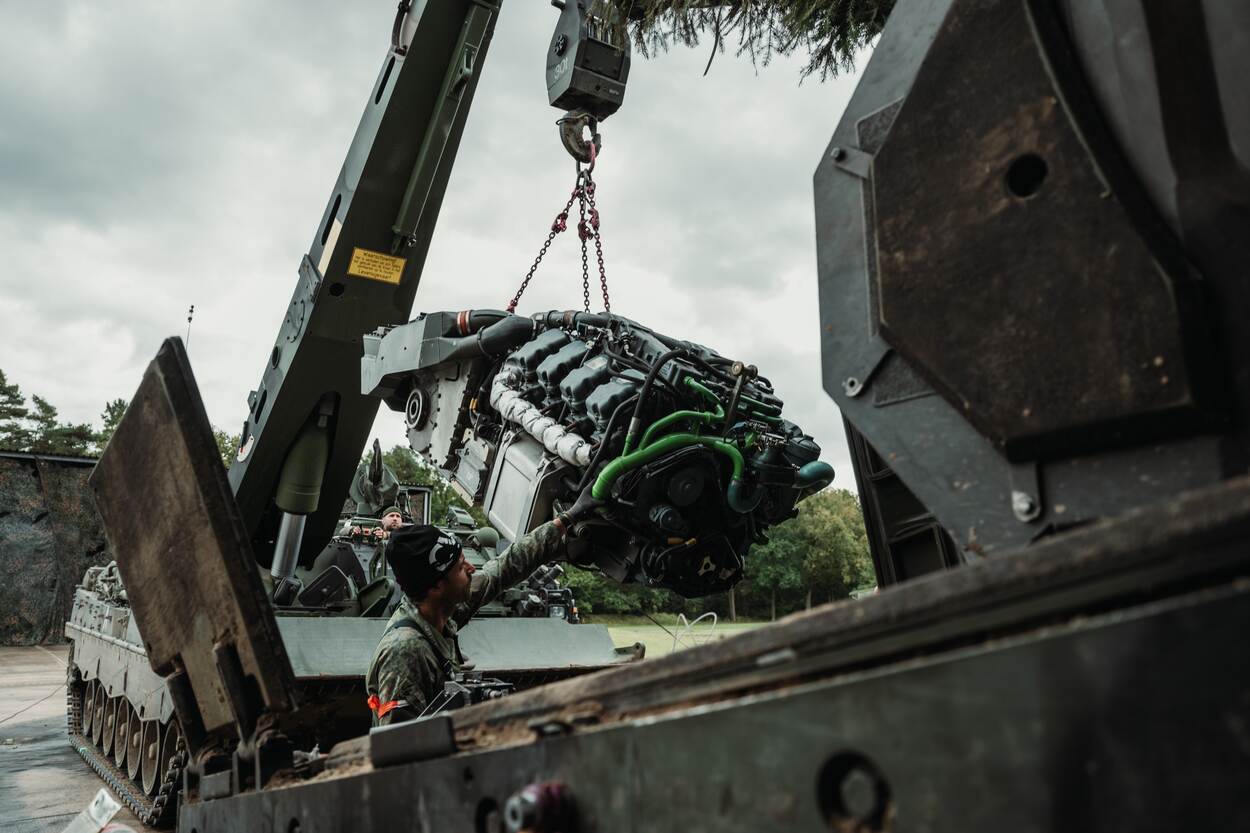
347,247 -> 406,284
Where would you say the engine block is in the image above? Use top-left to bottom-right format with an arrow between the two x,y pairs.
363,310 -> 832,597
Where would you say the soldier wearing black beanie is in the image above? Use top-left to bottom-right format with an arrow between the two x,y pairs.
384,525 -> 463,600
364,487 -> 602,724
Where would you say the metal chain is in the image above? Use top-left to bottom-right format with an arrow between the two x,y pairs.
507,150 -> 612,315
584,176 -> 611,314
577,179 -> 592,313
508,189 -> 578,314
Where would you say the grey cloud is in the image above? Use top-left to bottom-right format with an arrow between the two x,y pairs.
1,1 -> 863,488
0,2 -> 388,226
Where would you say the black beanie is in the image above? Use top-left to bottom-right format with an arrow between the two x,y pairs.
385,525 -> 462,598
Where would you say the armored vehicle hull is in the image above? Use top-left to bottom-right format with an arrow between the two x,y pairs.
60,344 -> 636,825
64,558 -> 634,826
177,475 -> 1250,832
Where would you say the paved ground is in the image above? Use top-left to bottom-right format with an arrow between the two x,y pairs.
0,645 -> 151,833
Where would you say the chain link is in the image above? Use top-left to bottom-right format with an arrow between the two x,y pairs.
584,177 -> 610,314
508,189 -> 578,314
578,181 -> 592,313
507,156 -> 612,316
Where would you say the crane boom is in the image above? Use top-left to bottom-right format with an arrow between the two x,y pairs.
225,0 -> 501,573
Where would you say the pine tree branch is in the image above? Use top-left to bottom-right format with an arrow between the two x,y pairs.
614,0 -> 894,80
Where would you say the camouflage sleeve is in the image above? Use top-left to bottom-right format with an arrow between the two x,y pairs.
367,630 -> 441,726
455,521 -> 566,626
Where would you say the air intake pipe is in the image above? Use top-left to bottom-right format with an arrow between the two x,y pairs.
532,310 -> 613,330
451,308 -> 510,336
427,314 -> 537,365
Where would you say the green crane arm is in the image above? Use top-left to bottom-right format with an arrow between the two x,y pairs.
226,0 -> 502,575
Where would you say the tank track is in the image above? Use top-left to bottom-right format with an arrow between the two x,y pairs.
66,665 -> 186,829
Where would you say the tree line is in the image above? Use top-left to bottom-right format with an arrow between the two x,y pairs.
0,368 -> 251,471
0,369 -> 126,456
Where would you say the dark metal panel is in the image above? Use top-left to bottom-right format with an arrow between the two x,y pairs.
1057,0 -> 1250,468
431,473 -> 1250,736
815,0 -> 1238,563
273,617 -> 627,679
273,617 -> 386,679
871,0 -> 1219,461
180,516 -> 1250,831
844,416 -> 959,586
88,338 -> 296,747
815,0 -> 951,405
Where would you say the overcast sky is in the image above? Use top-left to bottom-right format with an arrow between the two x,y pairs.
0,2 -> 867,480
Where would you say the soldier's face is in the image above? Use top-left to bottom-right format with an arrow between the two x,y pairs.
440,553 -> 475,605
381,511 -> 403,531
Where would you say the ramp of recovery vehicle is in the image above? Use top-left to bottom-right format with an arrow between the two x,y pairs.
88,337 -> 298,752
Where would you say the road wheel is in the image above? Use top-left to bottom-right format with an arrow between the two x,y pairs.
82,679 -> 97,737
159,719 -> 182,786
102,697 -> 118,756
114,698 -> 131,767
126,706 -> 144,779
140,719 -> 162,795
91,687 -> 107,746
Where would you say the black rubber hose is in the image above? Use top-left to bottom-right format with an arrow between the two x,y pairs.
722,372 -> 747,439
682,353 -> 737,387
470,362 -> 502,424
575,393 -> 639,492
458,309 -> 509,334
476,315 -> 536,357
624,348 -> 686,453
535,310 -> 612,330
651,331 -> 691,351
603,348 -> 669,381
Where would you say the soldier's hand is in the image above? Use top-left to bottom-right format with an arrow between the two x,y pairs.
560,485 -> 605,526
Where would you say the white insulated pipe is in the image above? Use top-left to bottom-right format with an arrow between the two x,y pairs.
490,374 -> 594,467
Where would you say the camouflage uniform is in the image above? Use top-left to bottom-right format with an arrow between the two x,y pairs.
365,521 -> 566,724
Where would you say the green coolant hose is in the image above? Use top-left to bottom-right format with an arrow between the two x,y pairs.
592,432 -> 762,512
624,376 -> 725,455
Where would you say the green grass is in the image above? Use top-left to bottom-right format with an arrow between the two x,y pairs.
583,613 -> 768,627
590,614 -> 768,659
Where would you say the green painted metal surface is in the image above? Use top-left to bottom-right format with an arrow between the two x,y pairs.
275,616 -> 626,678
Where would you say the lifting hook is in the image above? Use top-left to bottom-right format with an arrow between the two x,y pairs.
558,109 -> 601,166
